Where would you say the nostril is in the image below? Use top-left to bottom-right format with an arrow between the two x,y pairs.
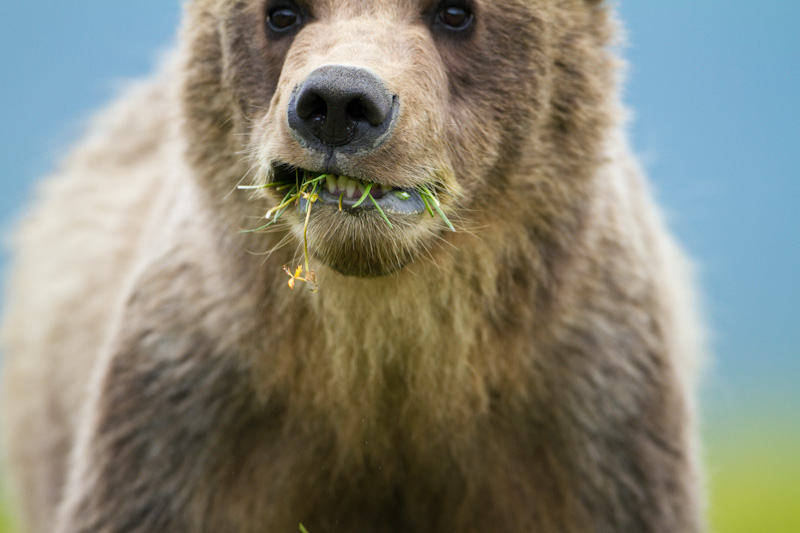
296,92 -> 327,121
346,99 -> 366,122
348,96 -> 390,127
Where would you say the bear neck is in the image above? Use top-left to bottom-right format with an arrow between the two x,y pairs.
234,188 -> 588,458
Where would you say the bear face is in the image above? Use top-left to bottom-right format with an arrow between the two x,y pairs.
181,0 -> 612,277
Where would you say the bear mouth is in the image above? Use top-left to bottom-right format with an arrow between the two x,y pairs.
269,163 -> 429,219
241,163 -> 455,281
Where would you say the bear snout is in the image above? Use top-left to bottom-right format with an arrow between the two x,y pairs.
287,65 -> 399,154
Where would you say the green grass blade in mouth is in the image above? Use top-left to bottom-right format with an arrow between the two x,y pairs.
239,219 -> 279,234
300,171 -> 329,190
369,192 -> 393,229
240,186 -> 299,233
238,180 -> 294,190
305,173 -> 329,186
352,182 -> 374,208
418,185 -> 455,232
266,188 -> 300,218
431,200 -> 455,232
419,189 -> 435,218
302,181 -> 319,278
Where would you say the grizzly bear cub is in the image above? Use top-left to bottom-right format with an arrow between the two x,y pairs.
2,1 -> 704,532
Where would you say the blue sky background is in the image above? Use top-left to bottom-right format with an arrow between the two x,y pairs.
0,2 -> 797,428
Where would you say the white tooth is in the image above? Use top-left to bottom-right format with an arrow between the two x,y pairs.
346,179 -> 357,198
357,181 -> 366,194
326,175 -> 337,193
380,184 -> 391,194
337,175 -> 348,192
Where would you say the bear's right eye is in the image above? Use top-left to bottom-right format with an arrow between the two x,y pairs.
439,5 -> 472,30
431,0 -> 475,35
267,7 -> 300,32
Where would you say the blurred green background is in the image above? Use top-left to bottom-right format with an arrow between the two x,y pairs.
0,2 -> 798,532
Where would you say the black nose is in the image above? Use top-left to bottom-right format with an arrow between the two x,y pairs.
288,66 -> 397,152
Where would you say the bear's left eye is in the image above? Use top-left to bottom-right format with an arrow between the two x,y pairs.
437,3 -> 473,31
268,7 -> 300,32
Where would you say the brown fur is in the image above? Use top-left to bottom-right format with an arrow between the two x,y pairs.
2,1 -> 704,532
